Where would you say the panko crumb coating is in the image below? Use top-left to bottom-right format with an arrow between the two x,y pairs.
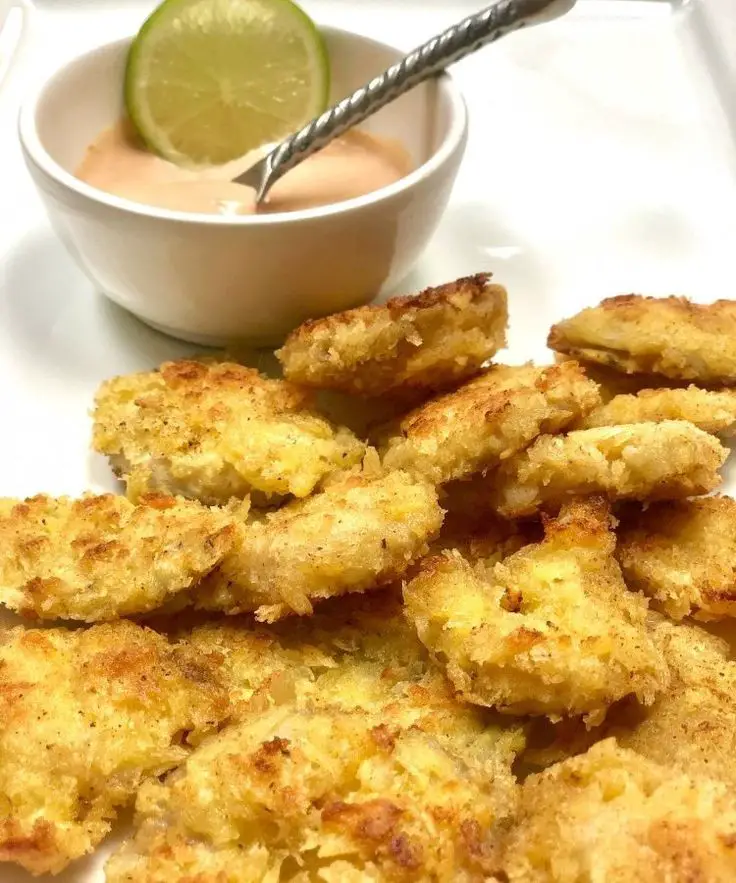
0,492 -> 236,621
380,361 -> 601,485
276,273 -> 508,398
0,621 -> 228,875
499,738 -> 736,883
92,359 -> 365,506
106,591 -> 523,883
491,420 -> 726,518
554,354 -> 683,402
404,497 -> 668,722
579,385 -> 736,434
618,496 -> 736,621
197,463 -> 444,621
609,618 -> 736,789
548,294 -> 736,385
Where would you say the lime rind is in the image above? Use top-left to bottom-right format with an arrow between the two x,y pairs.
125,0 -> 330,167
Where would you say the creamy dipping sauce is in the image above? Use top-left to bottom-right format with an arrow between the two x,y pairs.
76,120 -> 413,216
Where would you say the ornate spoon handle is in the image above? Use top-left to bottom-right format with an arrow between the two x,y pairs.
235,0 -> 576,202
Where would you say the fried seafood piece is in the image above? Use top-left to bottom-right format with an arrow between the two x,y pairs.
608,618 -> 736,788
276,273 -> 508,397
183,589 -> 428,712
579,385 -> 736,433
618,497 -> 736,620
490,420 -> 726,518
186,590 -> 524,751
548,294 -> 736,385
379,361 -> 601,485
92,359 -> 365,505
107,591 -> 524,883
522,617 -> 736,784
499,738 -> 736,883
0,492 -> 236,621
554,354 -> 680,402
404,497 -> 668,722
197,463 -> 444,621
106,705 -> 518,883
0,621 -> 228,875
195,597 -> 527,798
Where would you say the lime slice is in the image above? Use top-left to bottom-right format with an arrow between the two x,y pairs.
125,0 -> 329,166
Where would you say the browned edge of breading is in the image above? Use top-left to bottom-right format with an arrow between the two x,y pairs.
548,295 -> 736,356
281,273 -> 495,346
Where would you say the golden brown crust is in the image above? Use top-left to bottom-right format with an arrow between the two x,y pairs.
105,839 -> 276,883
0,492 -> 236,621
499,738 -> 736,882
107,708 -> 514,883
159,358 -> 310,405
523,618 -> 736,788
618,497 -> 736,620
277,274 -> 508,397
105,592 -> 524,883
580,385 -> 736,433
490,421 -> 727,518
614,619 -> 734,749
196,462 -> 444,620
18,287 -> 736,881
0,818 -> 59,876
183,587 -> 520,741
548,295 -> 736,384
379,361 -> 601,485
0,621 -> 229,874
92,358 -> 365,505
404,497 -> 668,722
608,618 -> 736,788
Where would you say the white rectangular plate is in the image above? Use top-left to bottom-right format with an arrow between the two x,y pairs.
1,1 -> 736,880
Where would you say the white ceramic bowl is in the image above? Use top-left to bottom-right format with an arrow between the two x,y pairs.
19,27 -> 468,346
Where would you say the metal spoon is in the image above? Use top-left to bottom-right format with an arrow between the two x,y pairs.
234,0 -> 577,204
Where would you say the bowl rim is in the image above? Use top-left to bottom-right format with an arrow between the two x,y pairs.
18,25 -> 469,227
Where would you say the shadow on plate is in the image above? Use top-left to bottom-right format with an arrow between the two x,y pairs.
2,230 -> 338,383
2,230 -> 196,385
3,203 -> 550,392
